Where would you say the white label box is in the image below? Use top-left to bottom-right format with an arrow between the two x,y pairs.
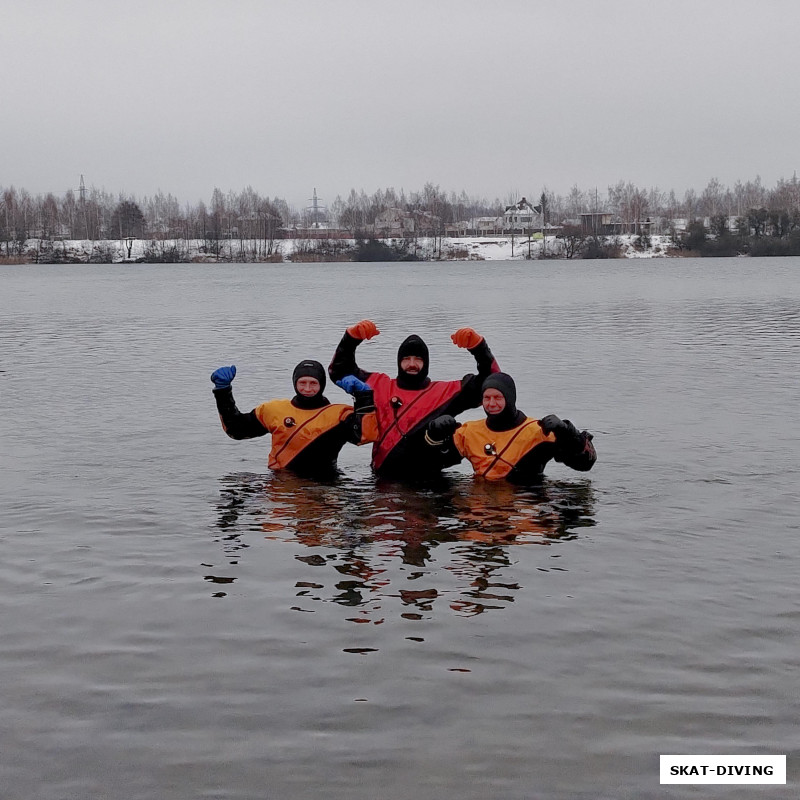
660,755 -> 786,784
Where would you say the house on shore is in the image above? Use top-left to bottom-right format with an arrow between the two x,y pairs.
373,208 -> 441,237
503,197 -> 542,233
580,212 -> 653,236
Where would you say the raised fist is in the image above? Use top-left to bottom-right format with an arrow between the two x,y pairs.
346,320 -> 380,340
450,327 -> 483,349
211,365 -> 236,390
336,375 -> 371,395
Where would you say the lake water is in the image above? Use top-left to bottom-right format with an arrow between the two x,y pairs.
1,258 -> 798,799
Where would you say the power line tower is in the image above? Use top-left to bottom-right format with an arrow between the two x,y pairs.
77,174 -> 90,239
305,188 -> 327,229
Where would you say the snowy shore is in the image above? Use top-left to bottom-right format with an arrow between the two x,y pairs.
10,234 -> 677,264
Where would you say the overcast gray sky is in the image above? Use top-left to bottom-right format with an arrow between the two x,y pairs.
3,0 -> 799,208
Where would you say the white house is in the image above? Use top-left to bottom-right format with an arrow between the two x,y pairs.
503,197 -> 542,233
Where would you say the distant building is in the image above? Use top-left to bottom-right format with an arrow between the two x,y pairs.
475,216 -> 503,235
374,208 -> 415,236
441,216 -> 507,237
580,212 -> 653,235
580,212 -> 615,234
503,198 -> 542,233
374,208 -> 441,237
444,220 -> 470,237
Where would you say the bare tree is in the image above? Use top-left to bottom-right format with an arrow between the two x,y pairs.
110,199 -> 146,238
557,224 -> 588,258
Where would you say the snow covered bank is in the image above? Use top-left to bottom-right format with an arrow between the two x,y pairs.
434,234 -> 675,260
12,234 -> 678,264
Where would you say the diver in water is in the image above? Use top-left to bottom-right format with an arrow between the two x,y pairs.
424,372 -> 596,483
210,359 -> 374,478
329,319 -> 500,480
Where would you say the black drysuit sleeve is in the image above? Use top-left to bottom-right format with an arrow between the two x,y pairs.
328,331 -> 373,384
212,387 -> 268,440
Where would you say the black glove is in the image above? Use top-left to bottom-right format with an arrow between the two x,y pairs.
425,415 -> 460,445
539,414 -> 579,441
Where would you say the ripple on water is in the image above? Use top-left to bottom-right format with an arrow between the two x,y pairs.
2,260 -> 799,799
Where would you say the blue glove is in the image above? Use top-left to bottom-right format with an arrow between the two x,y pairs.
211,365 -> 236,390
336,375 -> 370,395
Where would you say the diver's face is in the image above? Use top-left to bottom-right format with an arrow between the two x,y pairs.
482,388 -> 506,415
400,355 -> 424,374
295,377 -> 321,397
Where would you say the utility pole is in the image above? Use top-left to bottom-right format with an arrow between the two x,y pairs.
525,197 -> 532,258
540,191 -> 547,258
79,174 -> 88,239
594,187 -> 599,236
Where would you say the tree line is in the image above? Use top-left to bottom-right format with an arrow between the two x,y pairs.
2,174 -> 800,259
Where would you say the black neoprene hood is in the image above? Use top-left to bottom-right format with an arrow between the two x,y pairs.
395,334 -> 430,388
292,359 -> 327,393
482,372 -> 525,431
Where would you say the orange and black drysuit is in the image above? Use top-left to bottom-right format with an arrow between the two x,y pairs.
328,330 -> 499,479
426,372 -> 596,484
213,361 -> 374,478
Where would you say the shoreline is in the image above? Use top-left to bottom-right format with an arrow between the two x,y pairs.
4,234 -> 682,264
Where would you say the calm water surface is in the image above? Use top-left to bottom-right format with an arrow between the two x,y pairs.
1,258 -> 798,799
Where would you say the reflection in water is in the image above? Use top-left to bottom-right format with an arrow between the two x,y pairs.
211,471 -> 596,618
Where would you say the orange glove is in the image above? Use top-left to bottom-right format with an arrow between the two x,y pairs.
346,319 -> 380,340
451,327 -> 483,349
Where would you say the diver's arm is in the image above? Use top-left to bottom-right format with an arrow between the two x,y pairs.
344,387 -> 378,445
213,387 -> 269,440
540,415 -> 597,472
424,415 -> 463,467
328,332 -> 368,382
451,327 -> 500,378
470,337 -> 500,378
556,430 -> 596,472
328,320 -> 379,383
447,334 -> 502,413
